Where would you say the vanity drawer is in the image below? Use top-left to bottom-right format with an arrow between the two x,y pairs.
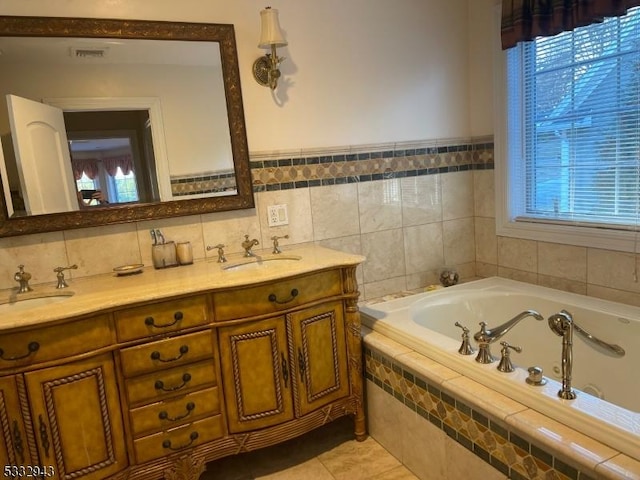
133,415 -> 224,464
129,386 -> 221,437
124,360 -> 217,406
213,270 -> 342,321
114,295 -> 210,342
0,315 -> 113,369
119,330 -> 215,378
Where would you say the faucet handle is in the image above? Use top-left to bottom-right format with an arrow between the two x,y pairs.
270,235 -> 289,254
53,264 -> 78,289
497,341 -> 522,373
206,244 -> 227,263
454,322 -> 475,355
454,321 -> 469,334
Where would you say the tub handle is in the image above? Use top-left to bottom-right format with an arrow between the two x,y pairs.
454,322 -> 475,355
497,341 -> 521,373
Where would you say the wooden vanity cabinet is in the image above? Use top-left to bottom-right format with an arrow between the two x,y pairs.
0,356 -> 127,480
22,354 -> 127,480
218,300 -> 350,433
0,316 -> 127,480
288,301 -> 350,417
116,297 -> 224,466
0,375 -> 37,469
0,253 -> 365,480
218,315 -> 293,433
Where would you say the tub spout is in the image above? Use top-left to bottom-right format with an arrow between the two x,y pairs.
473,309 -> 544,364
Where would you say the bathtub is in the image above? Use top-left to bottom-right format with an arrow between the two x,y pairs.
360,277 -> 640,463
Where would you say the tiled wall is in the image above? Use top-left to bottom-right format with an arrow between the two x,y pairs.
473,166 -> 640,308
250,137 -> 493,300
0,136 -> 489,295
4,133 -> 640,307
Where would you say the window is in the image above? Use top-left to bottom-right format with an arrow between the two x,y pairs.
109,168 -> 140,203
497,7 -> 640,252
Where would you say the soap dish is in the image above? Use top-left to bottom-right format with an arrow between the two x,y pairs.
113,264 -> 144,276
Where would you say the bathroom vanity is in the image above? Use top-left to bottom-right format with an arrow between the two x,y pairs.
0,246 -> 365,480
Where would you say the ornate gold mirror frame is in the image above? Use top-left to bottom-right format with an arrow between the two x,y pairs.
0,16 -> 254,237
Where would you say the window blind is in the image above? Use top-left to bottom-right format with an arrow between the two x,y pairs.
507,6 -> 640,230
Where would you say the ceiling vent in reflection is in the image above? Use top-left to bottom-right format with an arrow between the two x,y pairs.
69,47 -> 109,59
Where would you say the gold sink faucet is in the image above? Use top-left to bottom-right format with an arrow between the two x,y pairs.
241,235 -> 260,257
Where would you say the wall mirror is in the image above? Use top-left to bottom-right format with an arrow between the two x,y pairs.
0,15 -> 254,237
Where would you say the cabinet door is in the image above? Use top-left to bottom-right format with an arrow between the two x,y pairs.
0,375 -> 37,469
24,353 -> 127,480
288,301 -> 350,417
218,317 -> 294,433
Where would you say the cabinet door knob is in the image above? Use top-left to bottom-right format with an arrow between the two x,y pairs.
38,415 -> 50,459
281,352 -> 289,388
298,348 -> 306,383
11,420 -> 25,464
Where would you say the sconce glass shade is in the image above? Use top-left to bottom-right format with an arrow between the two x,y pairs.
258,7 -> 287,48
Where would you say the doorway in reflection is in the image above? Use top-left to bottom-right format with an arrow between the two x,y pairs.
65,109 -> 160,206
73,140 -> 140,206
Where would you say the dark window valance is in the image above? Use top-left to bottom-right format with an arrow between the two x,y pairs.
501,0 -> 640,50
72,158 -> 99,181
71,154 -> 133,180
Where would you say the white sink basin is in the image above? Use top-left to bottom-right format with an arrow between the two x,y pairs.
223,255 -> 302,271
0,291 -> 75,313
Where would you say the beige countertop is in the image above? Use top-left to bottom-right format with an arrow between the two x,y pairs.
0,245 -> 364,331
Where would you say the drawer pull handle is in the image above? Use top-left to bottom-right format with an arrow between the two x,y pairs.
298,348 -> 306,383
162,431 -> 199,451
154,373 -> 192,392
0,341 -> 40,361
158,402 -> 196,422
144,311 -> 184,328
150,345 -> 189,362
281,352 -> 289,388
268,288 -> 299,305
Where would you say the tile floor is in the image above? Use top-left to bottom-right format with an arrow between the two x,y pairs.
199,417 -> 419,480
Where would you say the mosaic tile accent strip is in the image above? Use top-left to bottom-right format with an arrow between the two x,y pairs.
364,347 -> 597,480
171,170 -> 237,197
250,140 -> 494,192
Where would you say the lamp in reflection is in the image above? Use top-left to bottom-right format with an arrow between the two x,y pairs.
253,7 -> 287,90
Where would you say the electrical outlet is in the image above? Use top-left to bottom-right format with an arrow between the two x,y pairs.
267,204 -> 289,227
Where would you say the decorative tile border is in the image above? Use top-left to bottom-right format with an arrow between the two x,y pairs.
249,139 -> 494,192
171,170 -> 237,197
364,347 -> 597,480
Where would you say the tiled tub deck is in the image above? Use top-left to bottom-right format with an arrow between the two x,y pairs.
362,327 -> 640,480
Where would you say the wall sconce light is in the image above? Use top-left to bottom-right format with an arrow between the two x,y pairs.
253,7 -> 287,90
